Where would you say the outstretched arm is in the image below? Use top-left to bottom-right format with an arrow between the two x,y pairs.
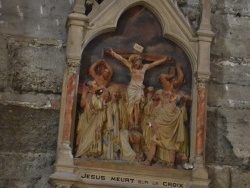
105,48 -> 131,68
89,61 -> 99,79
104,61 -> 113,81
159,74 -> 172,91
178,91 -> 192,106
176,64 -> 185,85
146,56 -> 172,70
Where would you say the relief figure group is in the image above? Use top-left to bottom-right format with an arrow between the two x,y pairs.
75,48 -> 192,169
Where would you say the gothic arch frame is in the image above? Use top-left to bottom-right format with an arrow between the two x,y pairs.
50,1 -> 214,187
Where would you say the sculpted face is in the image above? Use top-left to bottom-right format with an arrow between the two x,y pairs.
147,86 -> 155,98
111,91 -> 120,101
101,89 -> 110,102
133,59 -> 143,69
168,66 -> 176,75
129,54 -> 143,69
102,69 -> 110,79
153,90 -> 162,101
161,91 -> 172,103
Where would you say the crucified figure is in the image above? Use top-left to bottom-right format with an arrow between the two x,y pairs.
105,48 -> 172,130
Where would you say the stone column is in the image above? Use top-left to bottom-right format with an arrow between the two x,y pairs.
57,7 -> 89,168
51,1 -> 89,186
192,0 -> 214,182
57,59 -> 81,167
196,77 -> 208,156
192,76 -> 209,180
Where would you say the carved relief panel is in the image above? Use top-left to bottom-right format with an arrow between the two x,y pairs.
50,1 -> 214,188
75,6 -> 193,169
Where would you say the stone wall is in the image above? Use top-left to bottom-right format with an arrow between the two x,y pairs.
0,0 -> 71,187
207,0 -> 250,187
0,0 -> 249,188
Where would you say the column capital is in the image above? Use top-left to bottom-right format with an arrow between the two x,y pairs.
195,72 -> 210,89
67,59 -> 81,73
67,13 -> 89,28
196,78 -> 209,90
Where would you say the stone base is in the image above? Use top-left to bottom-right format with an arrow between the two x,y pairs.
50,159 -> 210,188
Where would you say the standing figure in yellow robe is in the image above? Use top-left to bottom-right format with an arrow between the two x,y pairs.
75,88 -> 110,158
141,91 -> 186,167
159,64 -> 191,166
118,88 -> 137,162
102,86 -> 120,160
141,89 -> 163,153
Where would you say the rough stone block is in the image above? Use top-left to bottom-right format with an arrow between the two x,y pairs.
0,104 -> 59,153
9,44 -> 65,93
231,167 -> 250,188
206,109 -> 242,165
208,82 -> 250,109
206,108 -> 250,165
0,0 -> 73,40
0,35 -> 9,91
187,0 -> 199,4
207,165 -> 231,188
0,92 -> 61,110
210,58 -> 250,86
0,152 -> 54,188
207,165 -> 250,188
211,13 -> 250,58
218,109 -> 250,162
212,0 -> 250,13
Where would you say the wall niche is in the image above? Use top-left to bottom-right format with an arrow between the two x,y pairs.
50,1 -> 214,188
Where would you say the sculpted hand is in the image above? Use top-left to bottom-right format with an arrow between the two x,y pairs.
95,127 -> 101,140
105,47 -> 113,55
176,63 -> 181,68
163,56 -> 172,63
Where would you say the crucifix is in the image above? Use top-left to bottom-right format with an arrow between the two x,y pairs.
104,44 -> 172,63
104,44 -> 173,129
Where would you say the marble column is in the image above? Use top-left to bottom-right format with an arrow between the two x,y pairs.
196,78 -> 208,156
192,76 -> 209,180
56,1 -> 89,168
192,0 -> 214,181
50,2 -> 89,187
57,59 -> 80,167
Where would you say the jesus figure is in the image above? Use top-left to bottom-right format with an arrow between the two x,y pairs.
105,48 -> 172,129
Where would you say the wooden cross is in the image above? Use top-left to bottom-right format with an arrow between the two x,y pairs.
103,47 -> 173,62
